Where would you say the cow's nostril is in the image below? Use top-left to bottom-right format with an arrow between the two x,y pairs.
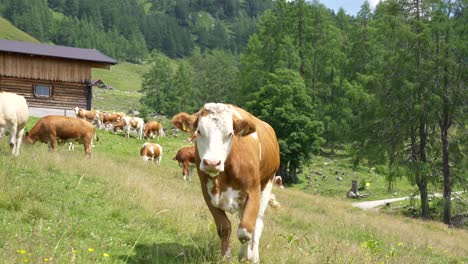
203,159 -> 221,167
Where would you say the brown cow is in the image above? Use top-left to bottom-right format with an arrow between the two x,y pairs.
24,115 -> 97,157
173,146 -> 196,181
144,121 -> 165,140
100,112 -> 123,131
172,103 -> 280,263
140,142 -> 162,164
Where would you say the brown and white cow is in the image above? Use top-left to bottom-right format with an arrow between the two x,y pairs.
24,115 -> 97,157
74,107 -> 101,127
172,103 -> 280,263
113,116 -> 144,140
144,121 -> 165,140
0,92 -> 29,156
100,112 -> 123,131
140,142 -> 162,164
173,146 -> 196,181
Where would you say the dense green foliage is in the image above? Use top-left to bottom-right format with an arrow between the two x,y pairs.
0,0 -> 273,61
139,0 -> 466,222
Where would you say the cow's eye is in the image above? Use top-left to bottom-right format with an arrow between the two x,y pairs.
197,130 -> 202,136
228,132 -> 233,137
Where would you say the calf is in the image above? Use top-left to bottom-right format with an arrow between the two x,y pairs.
0,92 -> 29,156
173,146 -> 196,181
144,121 -> 165,140
172,103 -> 280,263
140,142 -> 162,164
24,115 -> 97,157
113,116 -> 144,140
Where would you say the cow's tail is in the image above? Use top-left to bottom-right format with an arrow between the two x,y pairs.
268,193 -> 281,209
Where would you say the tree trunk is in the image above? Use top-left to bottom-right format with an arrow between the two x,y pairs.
441,116 -> 452,225
416,180 -> 430,219
279,162 -> 288,183
418,122 -> 431,219
289,162 -> 298,184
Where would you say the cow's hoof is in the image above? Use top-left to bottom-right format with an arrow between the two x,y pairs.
237,227 -> 252,244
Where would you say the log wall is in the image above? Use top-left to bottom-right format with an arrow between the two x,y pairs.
0,53 -> 92,83
0,76 -> 89,109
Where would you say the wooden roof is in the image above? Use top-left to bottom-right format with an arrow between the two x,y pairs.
0,39 -> 117,65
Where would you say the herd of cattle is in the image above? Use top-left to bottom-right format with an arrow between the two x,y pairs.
0,92 -> 195,180
1,91 -> 285,263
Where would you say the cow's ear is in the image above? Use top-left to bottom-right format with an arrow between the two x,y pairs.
172,112 -> 197,132
233,118 -> 256,136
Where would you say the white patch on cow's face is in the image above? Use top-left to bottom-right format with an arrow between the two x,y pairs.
196,104 -> 234,176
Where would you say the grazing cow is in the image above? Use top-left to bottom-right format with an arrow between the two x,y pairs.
140,142 -> 162,164
172,103 -> 280,263
173,146 -> 196,181
100,112 -> 123,131
74,107 -> 101,127
24,115 -> 97,157
0,92 -> 29,156
144,121 -> 165,140
113,116 -> 144,140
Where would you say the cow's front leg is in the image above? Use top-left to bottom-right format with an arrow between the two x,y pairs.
238,188 -> 260,243
201,184 -> 232,257
48,135 -> 58,151
237,187 -> 260,262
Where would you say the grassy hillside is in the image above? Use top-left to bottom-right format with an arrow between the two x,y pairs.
91,62 -> 150,113
0,118 -> 466,263
0,17 -> 39,43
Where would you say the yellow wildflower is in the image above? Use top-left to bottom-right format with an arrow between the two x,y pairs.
397,242 -> 404,247
103,253 -> 110,258
17,249 -> 27,254
88,248 -> 95,253
22,258 -> 29,263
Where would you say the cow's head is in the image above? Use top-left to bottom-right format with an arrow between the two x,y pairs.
23,132 -> 37,144
172,103 -> 256,177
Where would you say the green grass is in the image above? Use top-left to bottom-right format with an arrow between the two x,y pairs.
0,118 -> 467,263
290,151 -> 417,201
92,62 -> 150,113
0,17 -> 39,43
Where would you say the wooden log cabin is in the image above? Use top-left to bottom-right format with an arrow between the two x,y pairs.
0,39 -> 117,117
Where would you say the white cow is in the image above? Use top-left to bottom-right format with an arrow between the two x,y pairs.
0,92 -> 29,156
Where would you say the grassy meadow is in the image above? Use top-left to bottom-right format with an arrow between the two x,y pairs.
0,117 -> 467,263
91,62 -> 150,113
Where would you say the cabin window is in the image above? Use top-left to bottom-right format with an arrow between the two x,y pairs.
34,84 -> 51,98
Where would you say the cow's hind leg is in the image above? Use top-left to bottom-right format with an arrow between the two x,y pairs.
12,127 -> 25,156
239,179 -> 274,263
84,138 -> 92,157
8,125 -> 17,155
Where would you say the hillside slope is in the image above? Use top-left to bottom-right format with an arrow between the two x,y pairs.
0,17 -> 39,43
92,62 -> 149,113
0,121 -> 466,263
